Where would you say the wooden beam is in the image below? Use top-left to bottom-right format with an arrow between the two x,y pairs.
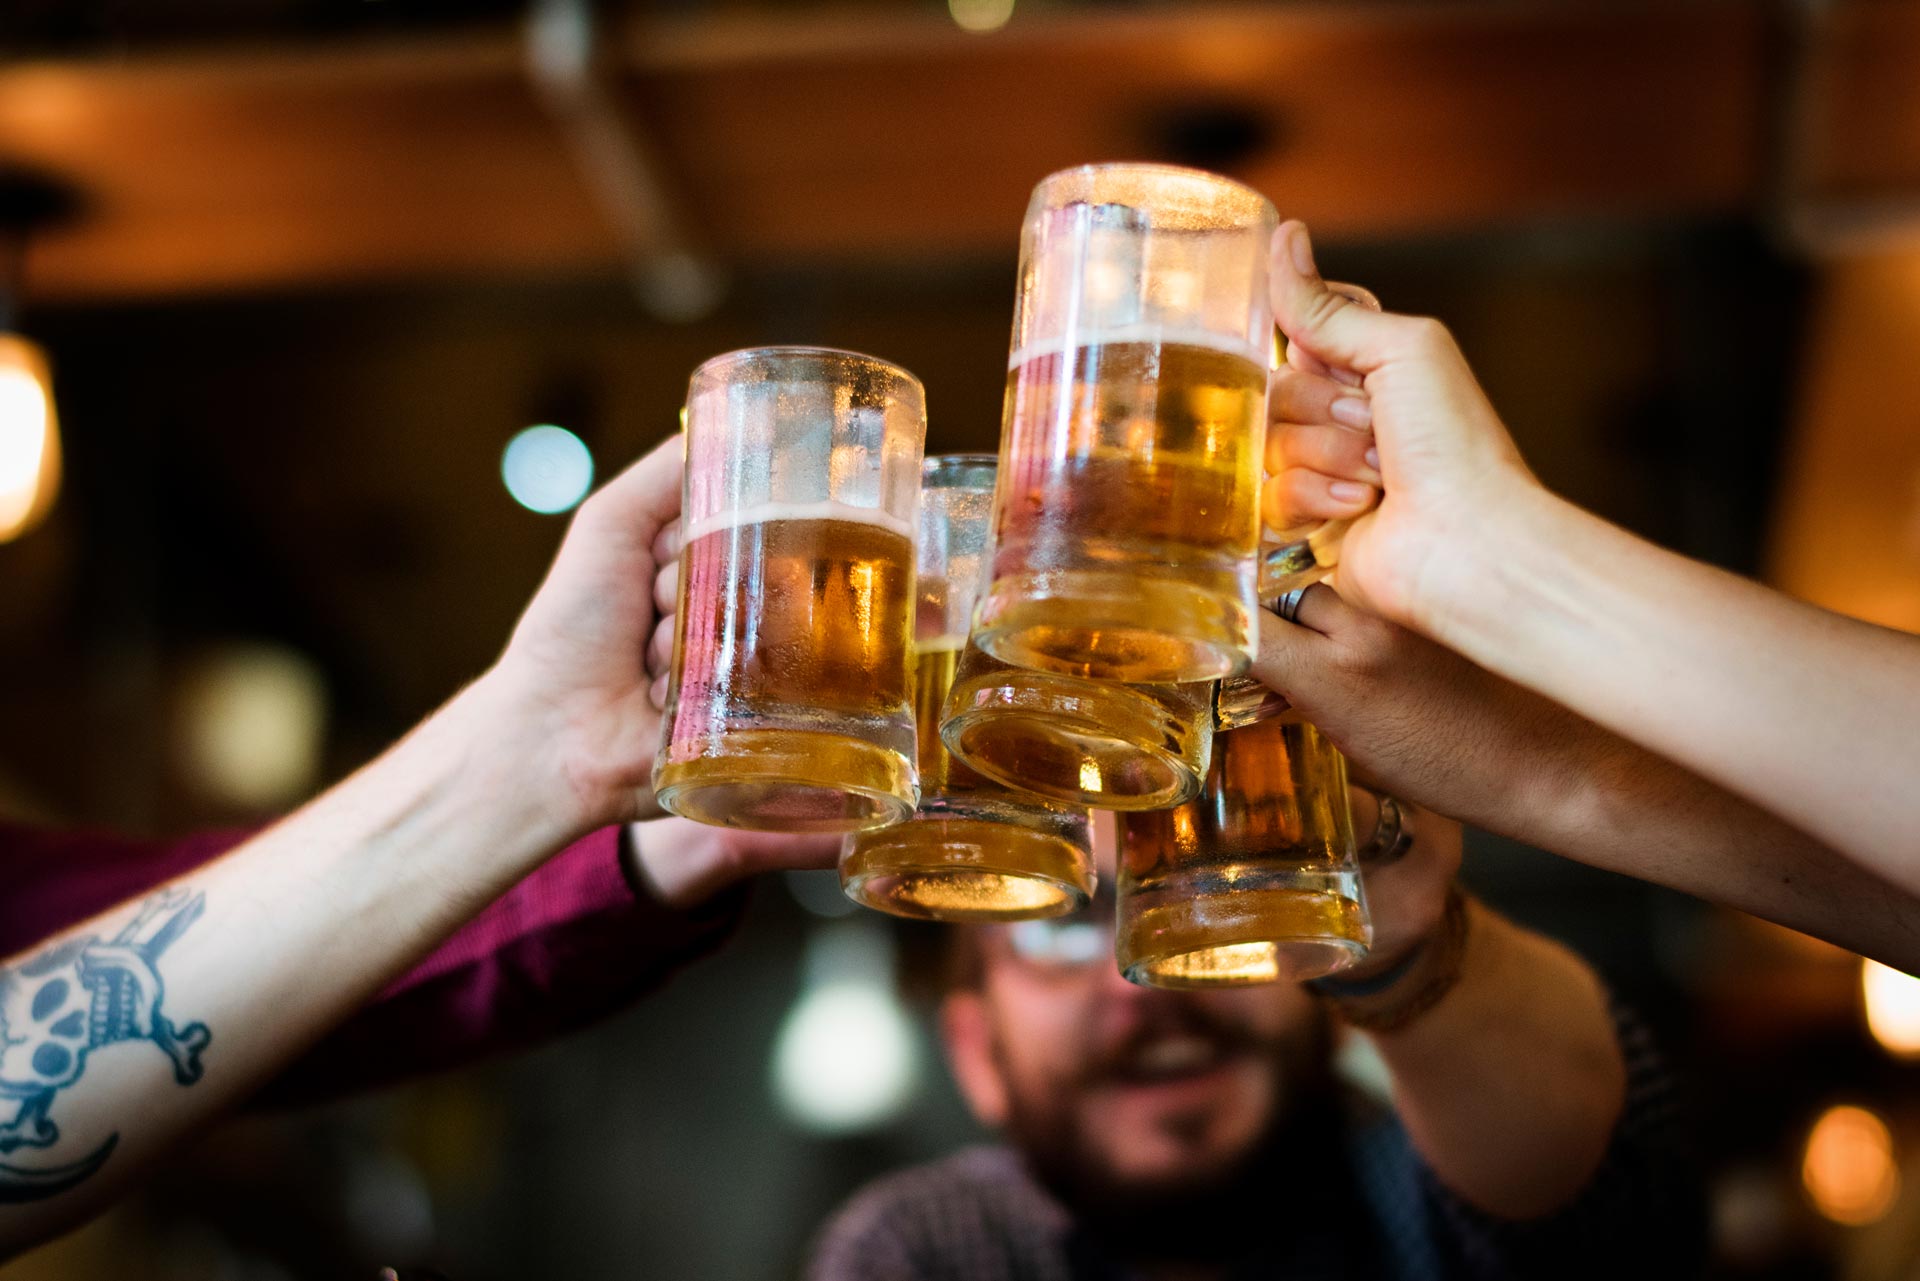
0,3 -> 1773,301
626,1 -> 1770,257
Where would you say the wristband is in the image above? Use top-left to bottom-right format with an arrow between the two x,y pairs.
1306,942 -> 1424,998
1310,885 -> 1471,1034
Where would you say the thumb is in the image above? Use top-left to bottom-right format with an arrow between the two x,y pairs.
569,430 -> 686,551
1270,221 -> 1417,378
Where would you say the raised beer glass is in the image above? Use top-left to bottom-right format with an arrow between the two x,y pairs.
1115,712 -> 1371,988
939,654 -> 1215,811
974,163 -> 1275,684
840,455 -> 1095,920
652,347 -> 924,833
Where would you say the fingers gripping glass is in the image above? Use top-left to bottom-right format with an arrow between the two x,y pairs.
652,347 -> 927,833
839,456 -> 1095,920
1261,290 -> 1383,597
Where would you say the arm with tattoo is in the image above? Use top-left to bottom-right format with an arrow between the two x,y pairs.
0,435 -> 784,1257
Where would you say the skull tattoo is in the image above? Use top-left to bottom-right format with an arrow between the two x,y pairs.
0,889 -> 213,1200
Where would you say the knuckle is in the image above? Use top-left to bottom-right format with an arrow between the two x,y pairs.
1396,315 -> 1454,355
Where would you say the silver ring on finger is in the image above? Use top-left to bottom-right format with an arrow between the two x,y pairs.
1358,794 -> 1414,867
1276,586 -> 1311,624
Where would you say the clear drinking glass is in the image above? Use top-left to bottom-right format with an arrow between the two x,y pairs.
939,654 -> 1216,812
974,162 -> 1276,684
1115,712 -> 1371,988
840,456 -> 1095,920
652,347 -> 925,833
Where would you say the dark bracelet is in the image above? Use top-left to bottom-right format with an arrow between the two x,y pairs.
1309,886 -> 1472,1034
1306,941 -> 1425,998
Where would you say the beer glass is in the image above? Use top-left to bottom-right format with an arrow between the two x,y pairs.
653,347 -> 925,833
939,653 -> 1215,811
841,456 -> 1095,921
1115,712 -> 1370,988
974,162 -> 1275,684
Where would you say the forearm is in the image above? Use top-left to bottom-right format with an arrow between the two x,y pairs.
1360,901 -> 1625,1220
1519,723 -> 1920,972
1425,483 -> 1920,885
0,672 -> 578,1255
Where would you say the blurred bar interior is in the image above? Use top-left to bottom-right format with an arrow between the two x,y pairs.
3,0 -> 1920,1276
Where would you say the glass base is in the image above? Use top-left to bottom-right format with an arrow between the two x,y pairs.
1118,865 -> 1370,989
941,670 -> 1210,811
841,811 -> 1093,922
975,569 -> 1251,684
654,728 -> 916,834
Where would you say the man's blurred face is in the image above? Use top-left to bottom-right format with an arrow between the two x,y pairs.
955,905 -> 1327,1214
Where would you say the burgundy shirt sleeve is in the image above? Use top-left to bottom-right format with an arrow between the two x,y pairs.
0,821 -> 744,1103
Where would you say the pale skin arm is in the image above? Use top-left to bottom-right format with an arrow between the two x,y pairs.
1250,587 -> 1920,972
1263,219 -> 1920,898
0,437 -> 834,1257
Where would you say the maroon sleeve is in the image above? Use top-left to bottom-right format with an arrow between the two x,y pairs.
0,821 -> 744,1102
0,821 -> 251,957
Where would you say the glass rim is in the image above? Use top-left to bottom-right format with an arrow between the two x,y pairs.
1031,161 -> 1276,228
688,344 -> 925,398
922,452 -> 997,487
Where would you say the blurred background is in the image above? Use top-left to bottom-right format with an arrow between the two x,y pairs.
3,0 -> 1920,1276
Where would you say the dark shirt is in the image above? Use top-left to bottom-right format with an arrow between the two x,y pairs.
809,1003 -> 1702,1281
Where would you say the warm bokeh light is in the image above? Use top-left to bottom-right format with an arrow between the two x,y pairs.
1863,959 -> 1920,1057
502,423 -> 594,514
1802,1104 -> 1900,1226
176,643 -> 329,809
949,0 -> 1014,34
0,333 -> 61,543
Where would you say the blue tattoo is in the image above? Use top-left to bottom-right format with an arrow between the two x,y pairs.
0,889 -> 212,1202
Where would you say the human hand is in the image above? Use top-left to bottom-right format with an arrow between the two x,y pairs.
644,516 -> 685,714
625,816 -> 842,910
1250,584 -> 1588,843
485,433 -> 684,834
1263,220 -> 1539,631
1343,796 -> 1462,978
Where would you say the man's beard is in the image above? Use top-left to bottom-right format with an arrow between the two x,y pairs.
994,999 -> 1335,1264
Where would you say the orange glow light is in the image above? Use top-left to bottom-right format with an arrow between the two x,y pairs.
0,333 -> 60,543
1802,1104 -> 1900,1226
1863,959 -> 1920,1058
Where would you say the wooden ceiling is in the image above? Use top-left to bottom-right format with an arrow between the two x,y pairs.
12,0 -> 1909,302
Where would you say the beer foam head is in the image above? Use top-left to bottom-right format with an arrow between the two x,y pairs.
684,499 -> 915,545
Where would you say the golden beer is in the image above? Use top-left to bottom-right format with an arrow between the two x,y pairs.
939,641 -> 1213,811
842,641 -> 1093,920
654,508 -> 917,832
1117,713 -> 1370,988
976,338 -> 1266,684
